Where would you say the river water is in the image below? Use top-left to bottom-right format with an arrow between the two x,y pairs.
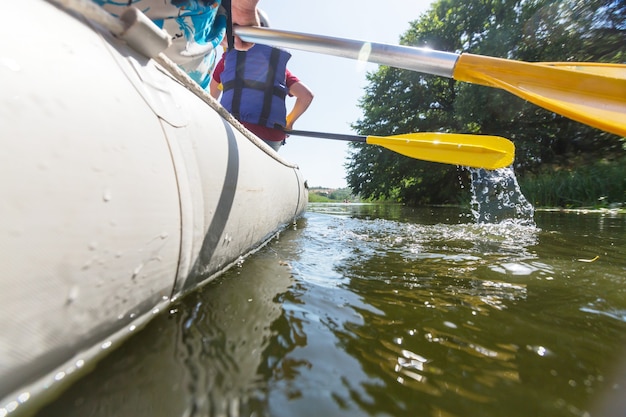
36,203 -> 626,417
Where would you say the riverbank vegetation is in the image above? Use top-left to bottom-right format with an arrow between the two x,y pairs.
519,156 -> 626,209
308,187 -> 356,202
346,0 -> 625,209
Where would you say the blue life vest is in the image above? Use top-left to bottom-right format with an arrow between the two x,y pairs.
220,44 -> 291,129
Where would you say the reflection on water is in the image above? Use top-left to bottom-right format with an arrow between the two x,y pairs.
35,206 -> 626,417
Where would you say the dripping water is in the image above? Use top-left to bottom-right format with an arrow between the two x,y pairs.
468,167 -> 535,225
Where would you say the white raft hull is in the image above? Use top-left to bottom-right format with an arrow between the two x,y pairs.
0,0 -> 307,410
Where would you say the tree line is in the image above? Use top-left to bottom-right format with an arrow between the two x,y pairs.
346,0 -> 625,207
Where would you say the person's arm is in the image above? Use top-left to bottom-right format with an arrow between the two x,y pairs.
231,0 -> 260,50
285,81 -> 314,131
209,55 -> 226,99
209,78 -> 221,99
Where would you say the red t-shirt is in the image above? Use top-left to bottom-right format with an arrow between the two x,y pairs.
213,55 -> 300,142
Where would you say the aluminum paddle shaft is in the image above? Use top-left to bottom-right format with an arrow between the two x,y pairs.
234,26 -> 458,78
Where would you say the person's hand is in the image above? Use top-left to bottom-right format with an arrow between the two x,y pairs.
231,1 -> 259,50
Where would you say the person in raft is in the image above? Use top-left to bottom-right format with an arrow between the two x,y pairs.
209,10 -> 314,151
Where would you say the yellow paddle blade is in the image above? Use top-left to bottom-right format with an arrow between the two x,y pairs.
454,54 -> 626,137
542,62 -> 626,80
366,132 -> 515,170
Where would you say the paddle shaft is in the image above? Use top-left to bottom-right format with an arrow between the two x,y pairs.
234,26 -> 458,78
287,129 -> 367,143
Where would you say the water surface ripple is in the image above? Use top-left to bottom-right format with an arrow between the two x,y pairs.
36,205 -> 626,417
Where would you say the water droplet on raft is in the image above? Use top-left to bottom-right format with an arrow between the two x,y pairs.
103,189 -> 112,202
66,285 -> 79,305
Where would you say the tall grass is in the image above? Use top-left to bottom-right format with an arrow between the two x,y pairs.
308,193 -> 333,203
519,158 -> 626,208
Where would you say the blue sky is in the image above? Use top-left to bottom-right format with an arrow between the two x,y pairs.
255,0 -> 437,188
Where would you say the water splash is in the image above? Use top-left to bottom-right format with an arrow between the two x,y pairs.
468,167 -> 534,226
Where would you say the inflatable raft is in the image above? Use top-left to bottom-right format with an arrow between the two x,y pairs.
0,0 -> 307,413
